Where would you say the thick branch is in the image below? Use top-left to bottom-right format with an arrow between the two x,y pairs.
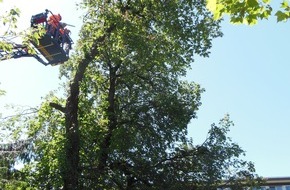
49,102 -> 65,113
62,22 -> 117,190
96,65 -> 117,173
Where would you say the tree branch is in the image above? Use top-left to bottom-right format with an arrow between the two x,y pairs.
62,20 -> 117,190
49,102 -> 66,113
0,107 -> 38,121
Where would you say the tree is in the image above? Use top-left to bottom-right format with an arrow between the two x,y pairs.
1,0 -> 261,189
0,89 -> 35,189
206,0 -> 290,24
170,115 -> 262,190
0,5 -> 20,51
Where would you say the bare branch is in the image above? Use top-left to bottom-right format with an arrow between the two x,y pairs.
0,108 -> 38,121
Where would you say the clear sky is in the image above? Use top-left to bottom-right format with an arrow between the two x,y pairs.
0,0 -> 289,178
188,14 -> 290,177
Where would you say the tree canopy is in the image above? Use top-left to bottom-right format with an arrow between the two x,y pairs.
206,0 -> 290,24
0,0 -> 262,189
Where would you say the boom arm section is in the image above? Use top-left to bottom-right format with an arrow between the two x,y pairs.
0,42 -> 61,66
0,43 -> 30,60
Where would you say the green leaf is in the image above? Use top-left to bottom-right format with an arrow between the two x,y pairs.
281,0 -> 289,8
262,0 -> 270,3
0,89 -> 5,96
213,4 -> 225,20
247,0 -> 259,7
275,10 -> 288,22
206,0 -> 217,13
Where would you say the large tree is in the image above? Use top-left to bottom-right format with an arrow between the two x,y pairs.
53,0 -> 222,188
1,0 -> 261,189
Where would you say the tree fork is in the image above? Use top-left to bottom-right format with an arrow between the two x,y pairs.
62,22 -> 117,190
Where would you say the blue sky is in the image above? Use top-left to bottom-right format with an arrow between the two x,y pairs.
0,0 -> 289,178
188,15 -> 290,177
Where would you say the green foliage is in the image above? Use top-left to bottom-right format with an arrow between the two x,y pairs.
0,89 -> 5,97
0,1 -> 44,55
0,7 -> 20,34
0,0 -> 260,189
21,26 -> 46,54
275,0 -> 290,22
19,96 -> 66,189
171,115 -> 262,189
0,92 -> 37,189
0,6 -> 20,52
206,0 -> 278,24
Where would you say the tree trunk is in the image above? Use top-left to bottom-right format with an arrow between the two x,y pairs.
61,22 -> 116,190
63,61 -> 89,190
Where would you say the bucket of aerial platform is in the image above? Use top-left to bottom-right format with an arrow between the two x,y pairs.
31,34 -> 69,65
30,9 -> 72,66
